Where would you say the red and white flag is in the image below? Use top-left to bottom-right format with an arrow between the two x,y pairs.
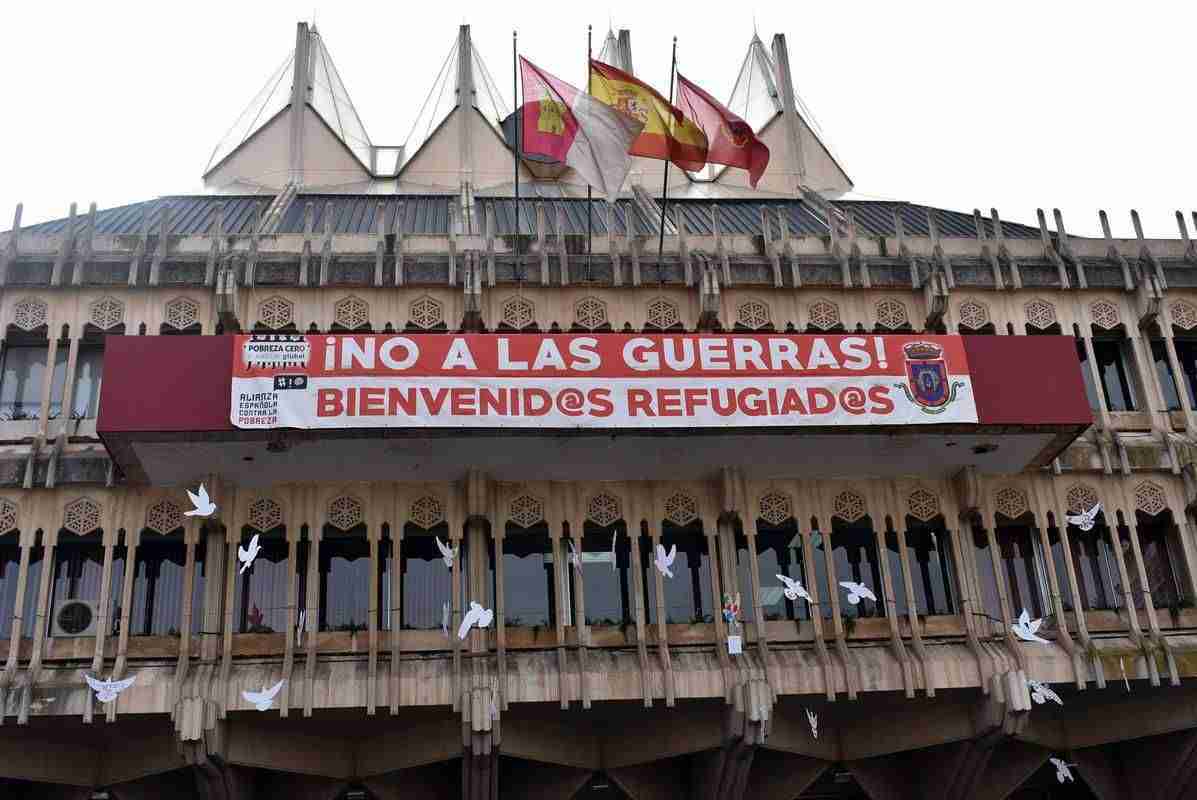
519,57 -> 644,202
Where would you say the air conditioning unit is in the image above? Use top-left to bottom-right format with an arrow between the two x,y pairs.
52,599 -> 98,637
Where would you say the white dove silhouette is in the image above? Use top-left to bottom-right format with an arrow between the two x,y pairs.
1066,502 -> 1101,532
238,533 -> 261,574
839,581 -> 876,605
1012,608 -> 1050,643
568,541 -> 581,571
242,679 -> 285,711
777,574 -> 812,604
806,708 -> 818,739
85,673 -> 136,703
435,535 -> 456,569
1050,757 -> 1074,784
1027,678 -> 1063,706
457,600 -> 494,640
654,544 -> 677,579
185,483 -> 216,517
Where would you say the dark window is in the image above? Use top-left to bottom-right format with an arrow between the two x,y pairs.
642,522 -> 712,624
320,527 -> 370,632
19,546 -> 43,637
1150,340 -> 1182,411
503,525 -> 556,627
1174,338 -> 1197,408
808,527 -> 834,620
1092,338 -> 1136,411
0,345 -> 54,420
744,525 -> 808,622
236,530 -> 290,633
0,541 -> 19,639
971,527 -> 1003,621
996,523 -> 1045,618
903,520 -> 957,615
830,519 -> 884,618
579,522 -> 631,626
397,527 -> 453,631
190,541 -> 206,634
1075,338 -> 1102,410
129,535 -> 188,635
1129,515 -> 1181,610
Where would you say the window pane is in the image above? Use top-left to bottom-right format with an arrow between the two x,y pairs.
237,536 -> 289,633
753,528 -> 808,621
47,346 -> 68,420
0,346 -> 48,420
503,529 -> 555,627
581,524 -> 630,626
831,521 -> 884,618
1075,339 -> 1101,411
400,530 -> 452,630
320,532 -> 370,631
1176,339 -> 1197,408
130,538 -> 187,635
1065,525 -> 1116,611
971,528 -> 1003,621
1132,521 -> 1180,609
0,542 -> 19,639
658,525 -> 712,624
19,550 -> 42,637
1151,340 -> 1182,411
190,542 -> 207,634
905,523 -> 956,615
809,529 -> 834,619
997,525 -> 1043,618
1093,339 -> 1135,411
883,531 -> 908,616
72,349 -> 103,419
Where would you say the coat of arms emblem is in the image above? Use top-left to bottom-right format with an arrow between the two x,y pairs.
895,341 -> 964,414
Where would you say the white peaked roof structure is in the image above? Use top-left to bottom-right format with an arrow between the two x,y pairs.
202,22 -> 851,202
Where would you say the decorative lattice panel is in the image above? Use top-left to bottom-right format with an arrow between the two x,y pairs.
334,296 -> 369,330
646,297 -> 680,330
0,500 -> 17,536
509,495 -> 545,528
737,300 -> 771,330
995,487 -> 1029,520
1171,301 -> 1197,331
664,492 -> 699,526
587,492 -> 621,527
808,299 -> 841,330
575,297 -> 608,330
1089,300 -> 1120,330
958,300 -> 990,330
502,296 -> 535,330
1024,299 -> 1057,330
145,500 -> 184,534
409,495 -> 444,529
833,491 -> 866,523
1066,485 -> 1100,515
1134,482 -> 1167,516
907,489 -> 940,522
165,297 -> 199,330
875,299 -> 909,330
758,492 -> 793,526
328,496 -> 364,530
258,296 -> 294,330
247,498 -> 283,532
13,297 -> 47,331
89,296 -> 124,330
63,497 -> 102,535
409,296 -> 443,330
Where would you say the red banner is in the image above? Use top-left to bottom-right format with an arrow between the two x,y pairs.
230,333 -> 977,430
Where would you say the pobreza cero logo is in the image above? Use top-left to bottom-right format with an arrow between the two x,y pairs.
242,335 -> 311,370
894,341 -> 965,414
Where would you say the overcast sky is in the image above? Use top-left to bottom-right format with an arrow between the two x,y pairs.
2,1 -> 1193,237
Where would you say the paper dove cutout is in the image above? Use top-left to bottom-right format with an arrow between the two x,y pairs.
568,541 -> 582,572
1012,608 -> 1050,643
242,679 -> 285,711
777,574 -> 812,604
238,533 -> 261,574
1027,678 -> 1063,706
839,581 -> 876,605
185,483 -> 216,517
1050,757 -> 1074,784
654,543 -> 677,579
457,601 -> 494,640
1066,502 -> 1101,532
806,708 -> 818,739
435,535 -> 456,569
85,673 -> 136,703
441,601 -> 450,638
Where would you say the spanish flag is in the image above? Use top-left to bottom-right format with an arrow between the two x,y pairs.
589,59 -> 708,172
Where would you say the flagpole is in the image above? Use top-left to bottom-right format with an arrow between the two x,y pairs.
513,29 -> 522,283
586,24 -> 593,282
656,36 -> 677,284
